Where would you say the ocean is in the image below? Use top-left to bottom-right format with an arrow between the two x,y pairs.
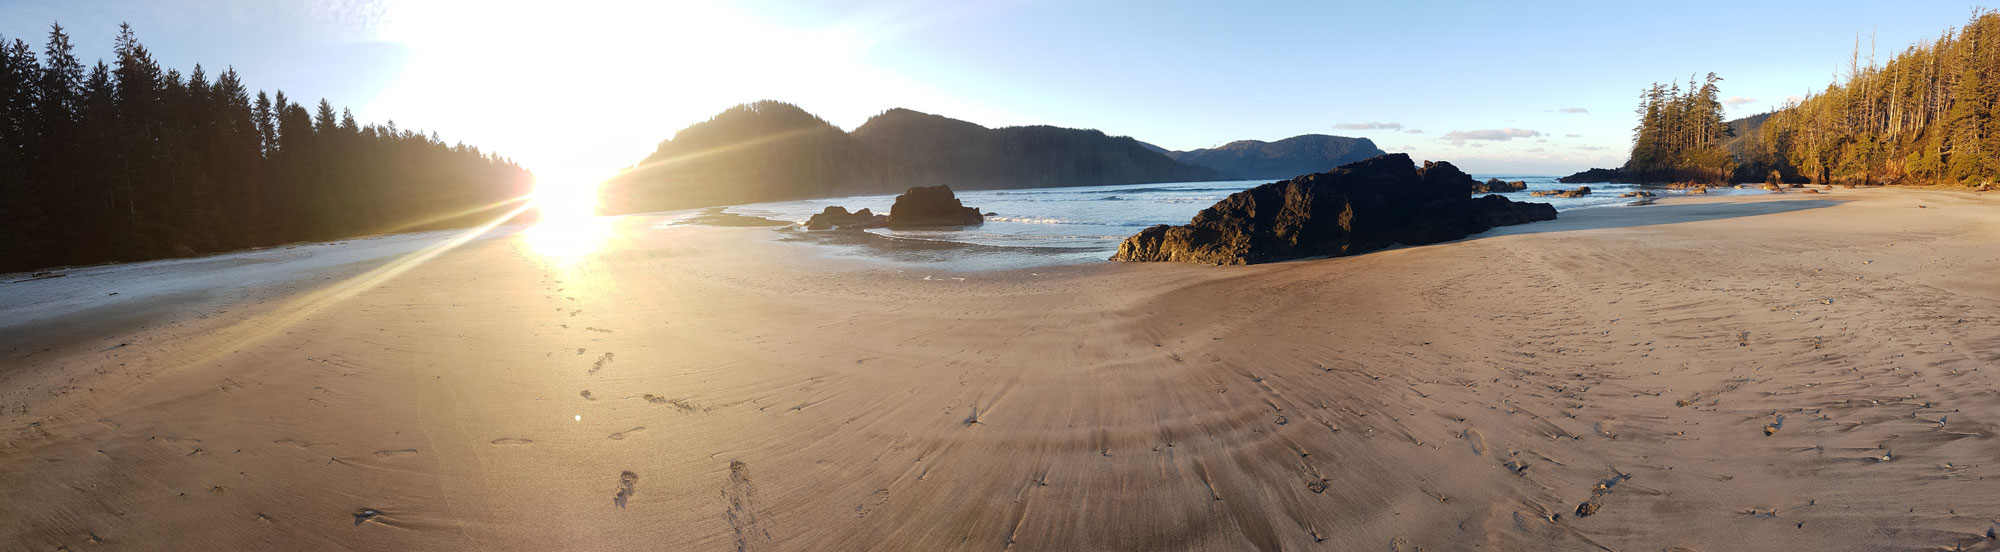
719,176 -> 1769,268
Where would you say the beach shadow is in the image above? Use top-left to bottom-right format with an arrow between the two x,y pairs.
1473,198 -> 1844,238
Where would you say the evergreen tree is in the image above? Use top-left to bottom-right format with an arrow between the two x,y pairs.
0,21 -> 533,272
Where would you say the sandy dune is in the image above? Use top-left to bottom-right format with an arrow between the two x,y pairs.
4,188 -> 1999,551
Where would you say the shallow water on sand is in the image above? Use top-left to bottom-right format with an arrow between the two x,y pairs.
723,176 -> 1767,267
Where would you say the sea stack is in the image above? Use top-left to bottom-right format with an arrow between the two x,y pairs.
1473,178 -> 1528,193
887,185 -> 985,227
804,207 -> 888,230
1109,154 -> 1557,265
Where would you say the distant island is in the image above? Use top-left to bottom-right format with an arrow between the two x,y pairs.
603,102 -> 1215,215
1566,11 -> 2000,187
1150,134 -> 1385,180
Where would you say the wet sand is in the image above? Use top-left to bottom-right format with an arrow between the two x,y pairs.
3,188 -> 1999,550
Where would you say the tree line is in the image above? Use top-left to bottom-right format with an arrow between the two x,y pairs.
0,23 -> 532,273
1621,73 -> 1735,183
1738,10 -> 2000,186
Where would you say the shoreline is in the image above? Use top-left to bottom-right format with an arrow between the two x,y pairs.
4,188 -> 1999,550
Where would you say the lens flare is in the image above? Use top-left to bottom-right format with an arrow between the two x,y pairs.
525,171 -> 611,264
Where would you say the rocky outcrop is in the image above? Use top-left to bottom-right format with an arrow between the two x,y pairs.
1472,178 -> 1528,193
804,185 -> 988,230
1617,191 -> 1656,198
805,207 -> 887,230
888,185 -> 985,227
1530,186 -> 1591,198
1109,154 -> 1557,265
1559,167 -> 1628,183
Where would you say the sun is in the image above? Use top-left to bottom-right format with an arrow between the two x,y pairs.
524,170 -> 612,263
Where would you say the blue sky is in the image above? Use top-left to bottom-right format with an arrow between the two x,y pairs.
1,0 -> 1989,177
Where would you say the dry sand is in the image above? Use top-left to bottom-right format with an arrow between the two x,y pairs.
3,188 -> 1999,551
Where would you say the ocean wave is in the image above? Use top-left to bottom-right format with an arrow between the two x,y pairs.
984,216 -> 1106,225
1090,186 -> 1252,195
982,185 -> 1251,197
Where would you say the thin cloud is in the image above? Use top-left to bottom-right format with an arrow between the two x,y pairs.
1332,122 -> 1404,130
1784,95 -> 1806,106
1404,129 -> 1424,134
1577,145 -> 1608,151
1564,133 -> 1582,138
1525,147 -> 1546,153
1557,107 -> 1589,114
1442,128 -> 1543,141
1723,96 -> 1757,107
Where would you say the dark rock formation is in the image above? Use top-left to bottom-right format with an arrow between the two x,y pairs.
804,206 -> 887,230
1616,191 -> 1656,198
888,185 -> 984,227
1530,186 -> 1591,198
1472,178 -> 1528,193
1109,154 -> 1556,265
1559,167 -> 1628,183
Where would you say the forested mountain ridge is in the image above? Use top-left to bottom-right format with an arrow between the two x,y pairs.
0,23 -> 531,273
1572,11 -> 2000,186
602,103 -> 1217,215
1166,134 -> 1386,179
1737,11 -> 2000,186
854,108 -> 1216,191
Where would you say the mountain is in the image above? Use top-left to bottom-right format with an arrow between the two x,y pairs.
852,108 -> 1217,191
1166,135 -> 1386,180
607,102 -> 861,212
604,103 -> 1216,214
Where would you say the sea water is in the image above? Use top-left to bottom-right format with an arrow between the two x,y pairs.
724,176 -> 1766,267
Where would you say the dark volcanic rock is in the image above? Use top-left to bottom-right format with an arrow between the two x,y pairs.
1530,186 -> 1591,198
1472,178 -> 1528,193
1559,167 -> 1628,183
1110,154 -> 1557,264
805,206 -> 887,230
887,185 -> 985,227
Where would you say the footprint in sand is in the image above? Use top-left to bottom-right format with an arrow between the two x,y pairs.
372,449 -> 419,458
853,489 -> 890,518
490,438 -> 534,446
581,390 -> 596,400
608,427 -> 646,440
614,471 -> 638,509
1461,428 -> 1487,455
589,352 -> 614,375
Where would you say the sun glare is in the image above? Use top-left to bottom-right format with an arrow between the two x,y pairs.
525,172 -> 612,264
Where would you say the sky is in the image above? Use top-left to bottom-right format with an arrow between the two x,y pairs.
1,0 -> 1991,177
